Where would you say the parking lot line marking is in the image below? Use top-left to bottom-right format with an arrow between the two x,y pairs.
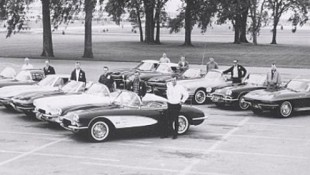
212,150 -> 310,160
0,131 -> 65,137
81,162 -> 231,175
207,120 -> 304,128
0,150 -> 119,162
0,137 -> 67,166
179,117 -> 250,175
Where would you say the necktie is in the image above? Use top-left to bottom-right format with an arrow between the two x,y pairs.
271,71 -> 274,80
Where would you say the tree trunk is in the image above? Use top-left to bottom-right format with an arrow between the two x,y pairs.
233,15 -> 241,44
136,6 -> 143,42
240,7 -> 249,43
41,0 -> 54,57
83,0 -> 93,58
154,4 -> 161,44
143,0 -> 155,44
271,18 -> 279,44
184,0 -> 193,46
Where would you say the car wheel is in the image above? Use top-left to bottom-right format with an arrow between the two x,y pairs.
238,95 -> 250,110
88,120 -> 111,142
278,101 -> 293,118
252,108 -> 262,115
173,115 -> 190,135
194,89 -> 206,104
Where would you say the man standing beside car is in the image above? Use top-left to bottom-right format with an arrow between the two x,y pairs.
21,57 -> 34,70
127,70 -> 146,99
43,60 -> 55,76
99,66 -> 116,92
159,53 -> 171,63
161,77 -> 189,139
223,59 -> 247,84
266,63 -> 281,91
178,56 -> 189,72
70,61 -> 86,83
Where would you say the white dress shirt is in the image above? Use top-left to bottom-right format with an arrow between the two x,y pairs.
76,69 -> 80,81
233,65 -> 238,78
21,64 -> 34,70
166,82 -> 189,104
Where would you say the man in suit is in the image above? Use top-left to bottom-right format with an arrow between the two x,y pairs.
43,60 -> 55,76
223,59 -> 247,84
127,70 -> 146,99
70,61 -> 86,83
98,66 -> 116,92
265,63 -> 281,91
178,56 -> 189,72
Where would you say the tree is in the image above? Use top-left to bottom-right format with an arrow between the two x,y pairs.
266,0 -> 309,44
154,0 -> 168,44
169,0 -> 218,46
249,0 -> 268,45
127,0 -> 144,42
41,0 -> 54,57
217,0 -> 250,44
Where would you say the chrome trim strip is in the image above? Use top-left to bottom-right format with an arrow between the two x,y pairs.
192,116 -> 209,120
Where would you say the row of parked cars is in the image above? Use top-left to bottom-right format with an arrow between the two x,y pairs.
0,65 -> 207,142
1,60 -> 309,141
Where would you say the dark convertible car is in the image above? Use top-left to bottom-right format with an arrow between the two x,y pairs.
60,91 -> 207,142
244,79 -> 310,118
210,74 -> 266,110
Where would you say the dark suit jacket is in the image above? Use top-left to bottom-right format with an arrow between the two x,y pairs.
127,80 -> 147,97
178,61 -> 189,71
223,64 -> 247,79
70,69 -> 86,83
43,66 -> 56,76
98,73 -> 115,92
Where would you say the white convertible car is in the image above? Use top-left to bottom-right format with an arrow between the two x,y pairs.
0,74 -> 70,110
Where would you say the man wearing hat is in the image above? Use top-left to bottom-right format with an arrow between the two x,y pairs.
43,60 -> 56,76
161,77 -> 189,139
223,59 -> 247,84
265,63 -> 281,90
21,57 -> 34,70
70,61 -> 86,83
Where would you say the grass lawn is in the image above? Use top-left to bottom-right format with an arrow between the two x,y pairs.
0,27 -> 309,68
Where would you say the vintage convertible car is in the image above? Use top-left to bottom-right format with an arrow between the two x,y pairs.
123,63 -> 181,88
0,74 -> 69,110
110,60 -> 160,88
210,74 -> 266,110
0,67 -> 16,79
11,81 -> 85,116
33,83 -> 112,123
60,91 -> 207,142
0,69 -> 44,88
146,68 -> 204,96
176,69 -> 233,104
243,79 -> 310,118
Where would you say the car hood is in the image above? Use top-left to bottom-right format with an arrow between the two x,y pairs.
178,78 -> 225,88
244,89 -> 300,101
213,84 -> 264,95
111,68 -> 134,75
34,94 -> 112,111
148,75 -> 173,83
0,85 -> 55,98
13,89 -> 65,101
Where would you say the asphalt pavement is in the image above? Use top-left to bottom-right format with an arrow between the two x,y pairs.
0,58 -> 310,175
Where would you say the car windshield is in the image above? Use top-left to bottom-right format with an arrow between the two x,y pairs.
37,76 -> 58,87
0,67 -> 16,78
245,74 -> 266,85
85,83 -> 110,96
62,81 -> 85,93
205,71 -> 222,80
286,80 -> 310,92
15,71 -> 32,81
113,91 -> 141,107
182,69 -> 202,78
136,61 -> 156,71
156,64 -> 174,73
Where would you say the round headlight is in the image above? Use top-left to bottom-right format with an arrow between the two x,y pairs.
206,87 -> 212,93
226,90 -> 232,96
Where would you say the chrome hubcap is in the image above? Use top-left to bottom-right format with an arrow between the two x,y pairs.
177,116 -> 188,134
239,97 -> 249,110
195,91 -> 206,104
281,103 -> 292,116
92,122 -> 108,140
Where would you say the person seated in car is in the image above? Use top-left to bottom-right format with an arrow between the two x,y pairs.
178,56 -> 189,72
265,63 -> 281,91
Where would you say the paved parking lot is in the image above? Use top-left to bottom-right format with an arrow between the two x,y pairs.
1,58 -> 310,175
1,104 -> 310,175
